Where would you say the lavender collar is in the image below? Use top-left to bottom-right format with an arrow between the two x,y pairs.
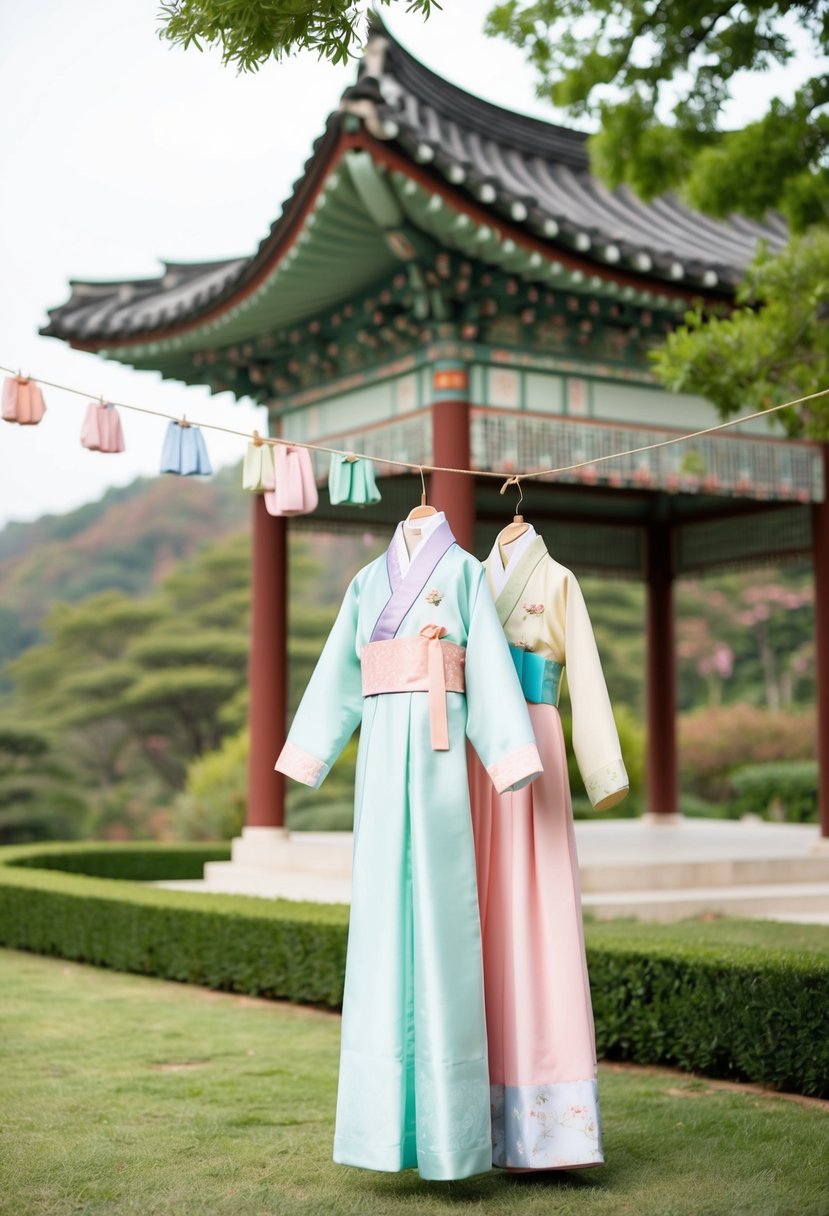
371,519 -> 456,642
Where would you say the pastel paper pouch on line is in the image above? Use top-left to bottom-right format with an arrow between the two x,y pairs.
243,442 -> 274,492
242,443 -> 259,491
268,445 -> 318,515
101,404 -> 126,453
18,381 -> 46,425
1,377 -> 17,422
191,427 -> 213,475
3,376 -> 46,425
179,427 -> 202,475
274,446 -> 305,511
80,402 -> 103,450
353,459 -> 381,505
159,421 -> 183,473
328,454 -> 353,505
81,402 -> 125,453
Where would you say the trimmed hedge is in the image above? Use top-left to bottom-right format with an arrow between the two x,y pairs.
0,843 -> 348,1008
1,842 -> 827,1098
6,841 -> 233,880
587,929 -> 829,1099
728,761 -> 819,824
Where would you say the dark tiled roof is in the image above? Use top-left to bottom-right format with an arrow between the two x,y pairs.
43,19 -> 786,348
355,19 -> 786,287
42,117 -> 343,344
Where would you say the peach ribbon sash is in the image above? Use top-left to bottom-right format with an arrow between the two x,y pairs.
422,624 -> 450,750
360,625 -> 466,752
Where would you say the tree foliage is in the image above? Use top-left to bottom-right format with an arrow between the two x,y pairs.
1,523 -> 386,840
486,1 -> 829,431
653,230 -> 829,437
158,0 -> 440,70
0,725 -> 86,843
486,1 -> 828,229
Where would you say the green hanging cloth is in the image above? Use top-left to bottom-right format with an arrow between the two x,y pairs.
328,453 -> 381,506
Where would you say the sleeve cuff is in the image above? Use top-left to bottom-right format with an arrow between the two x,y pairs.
584,757 -> 629,809
275,741 -> 329,789
486,742 -> 543,795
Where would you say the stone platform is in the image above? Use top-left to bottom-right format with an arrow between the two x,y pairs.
155,818 -> 829,924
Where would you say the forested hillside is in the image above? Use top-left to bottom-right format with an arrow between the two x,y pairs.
0,467 -> 249,680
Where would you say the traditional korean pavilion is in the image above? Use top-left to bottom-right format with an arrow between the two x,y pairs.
44,17 -> 828,845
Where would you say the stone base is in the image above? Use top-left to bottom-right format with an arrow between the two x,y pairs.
229,825 -> 291,869
640,811 -> 685,826
198,828 -> 354,901
149,819 -> 829,923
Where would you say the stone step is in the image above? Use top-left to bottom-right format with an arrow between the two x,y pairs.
578,854 -> 829,893
165,865 -> 351,905
583,882 -> 829,923
225,831 -> 829,893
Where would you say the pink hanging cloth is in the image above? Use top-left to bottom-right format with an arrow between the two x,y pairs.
80,401 -> 126,452
265,444 -> 319,516
2,376 -> 46,425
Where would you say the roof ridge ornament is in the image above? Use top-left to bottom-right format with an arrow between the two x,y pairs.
338,24 -> 391,140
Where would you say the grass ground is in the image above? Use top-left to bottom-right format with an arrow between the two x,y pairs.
1,948 -> 827,1216
584,915 -> 829,956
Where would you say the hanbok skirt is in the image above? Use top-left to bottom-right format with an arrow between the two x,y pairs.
468,702 -> 604,1170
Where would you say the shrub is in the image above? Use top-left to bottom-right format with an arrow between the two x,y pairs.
587,927 -> 829,1099
172,730 -> 249,841
679,704 -> 816,800
7,841 -> 231,880
172,732 -> 361,840
727,761 -> 819,823
0,843 -> 347,1007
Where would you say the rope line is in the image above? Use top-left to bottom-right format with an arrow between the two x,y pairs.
2,361 -> 826,485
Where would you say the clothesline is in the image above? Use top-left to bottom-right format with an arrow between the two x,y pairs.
2,360 -> 827,486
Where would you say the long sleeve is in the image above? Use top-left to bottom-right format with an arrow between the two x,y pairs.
275,576 -> 364,788
465,568 -> 543,794
563,573 -> 629,810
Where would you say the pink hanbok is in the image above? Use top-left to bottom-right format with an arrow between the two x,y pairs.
469,527 -> 628,1171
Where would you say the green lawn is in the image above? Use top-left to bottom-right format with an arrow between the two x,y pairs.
1,948 -> 827,1216
584,915 -> 829,956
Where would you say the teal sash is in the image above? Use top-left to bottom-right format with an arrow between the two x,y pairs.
509,645 -> 563,706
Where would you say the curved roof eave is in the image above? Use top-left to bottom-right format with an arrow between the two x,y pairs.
41,16 -> 788,356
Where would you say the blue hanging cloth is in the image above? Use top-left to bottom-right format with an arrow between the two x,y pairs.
328,454 -> 381,506
160,421 -> 213,476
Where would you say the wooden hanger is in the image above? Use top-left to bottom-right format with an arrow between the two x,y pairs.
406,467 -> 437,521
497,477 -> 529,546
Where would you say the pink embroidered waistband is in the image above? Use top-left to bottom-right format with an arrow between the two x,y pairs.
360,627 -> 465,752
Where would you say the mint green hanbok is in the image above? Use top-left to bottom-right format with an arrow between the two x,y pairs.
276,514 -> 542,1180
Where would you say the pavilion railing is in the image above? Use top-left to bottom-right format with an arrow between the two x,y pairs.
469,409 -> 823,504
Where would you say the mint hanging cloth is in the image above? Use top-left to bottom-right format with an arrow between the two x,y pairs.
242,436 -> 275,492
265,444 -> 318,516
2,376 -> 46,425
80,401 -> 126,452
160,420 -> 212,475
328,454 -> 382,506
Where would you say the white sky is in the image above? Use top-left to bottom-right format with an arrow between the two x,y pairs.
0,0 -> 820,529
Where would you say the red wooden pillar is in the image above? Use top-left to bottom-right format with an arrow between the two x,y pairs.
645,520 -> 679,819
813,443 -> 829,840
430,362 -> 475,551
246,495 -> 287,829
